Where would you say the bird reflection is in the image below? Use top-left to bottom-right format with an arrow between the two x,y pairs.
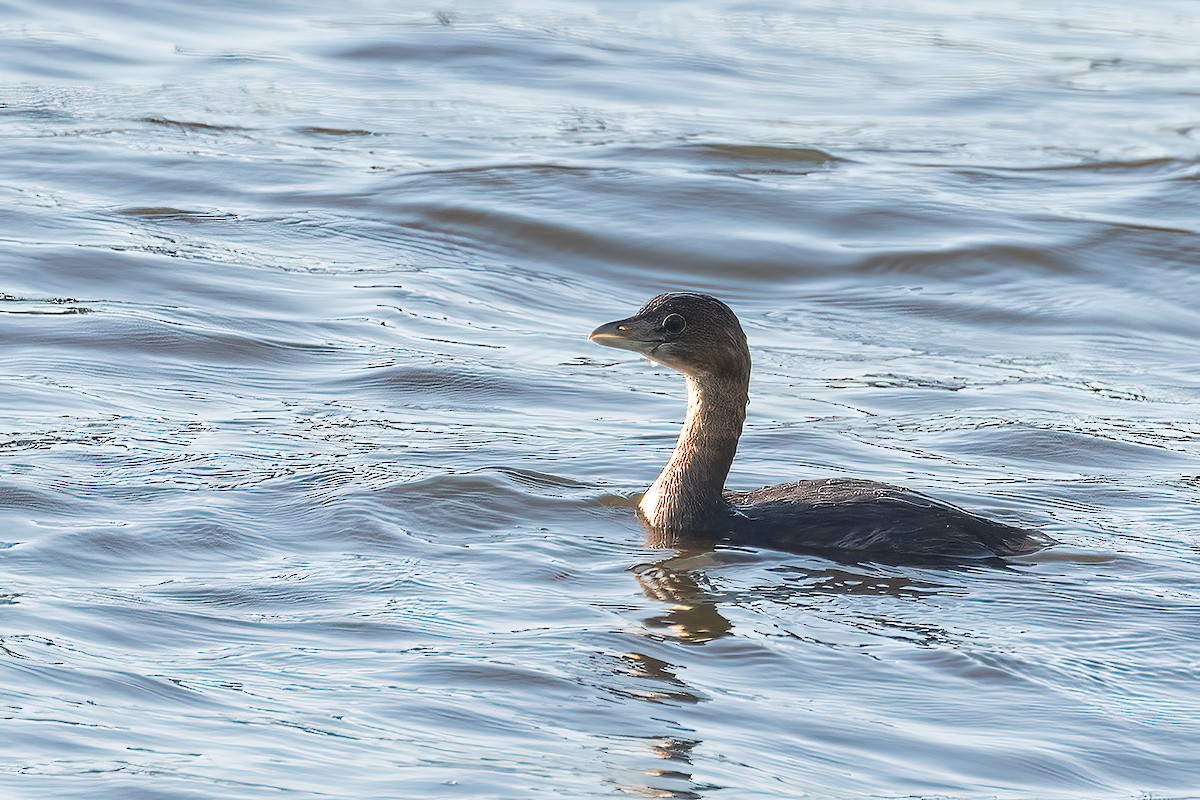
614,651 -> 705,705
616,735 -> 711,799
631,539 -> 980,647
607,651 -> 714,798
616,538 -> 991,798
766,564 -> 950,599
632,555 -> 733,644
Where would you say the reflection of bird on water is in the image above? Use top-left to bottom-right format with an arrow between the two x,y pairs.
631,550 -> 962,645
590,292 -> 1055,559
633,554 -> 734,645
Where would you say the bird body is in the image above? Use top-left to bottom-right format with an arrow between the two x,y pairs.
590,292 -> 1054,559
724,478 -> 1051,558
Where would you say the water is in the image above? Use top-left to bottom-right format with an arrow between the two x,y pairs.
2,0 -> 1199,797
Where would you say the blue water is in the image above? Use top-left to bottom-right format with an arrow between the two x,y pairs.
2,1 -> 1199,797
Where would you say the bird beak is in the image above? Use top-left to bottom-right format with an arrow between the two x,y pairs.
588,316 -> 661,356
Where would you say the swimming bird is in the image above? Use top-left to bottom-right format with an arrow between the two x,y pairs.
589,292 -> 1055,559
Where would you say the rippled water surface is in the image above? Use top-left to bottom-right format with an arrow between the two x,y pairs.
3,1 -> 1200,797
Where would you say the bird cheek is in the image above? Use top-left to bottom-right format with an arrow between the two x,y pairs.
646,343 -> 674,368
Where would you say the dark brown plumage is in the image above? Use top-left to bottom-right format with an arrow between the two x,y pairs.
590,292 -> 1055,559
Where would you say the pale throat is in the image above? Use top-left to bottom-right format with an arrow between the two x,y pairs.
639,372 -> 749,530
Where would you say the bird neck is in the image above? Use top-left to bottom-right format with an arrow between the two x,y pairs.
640,371 -> 748,531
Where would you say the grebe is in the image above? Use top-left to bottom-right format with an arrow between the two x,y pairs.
590,292 -> 1054,559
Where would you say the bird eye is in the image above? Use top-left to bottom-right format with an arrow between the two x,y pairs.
662,313 -> 686,335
